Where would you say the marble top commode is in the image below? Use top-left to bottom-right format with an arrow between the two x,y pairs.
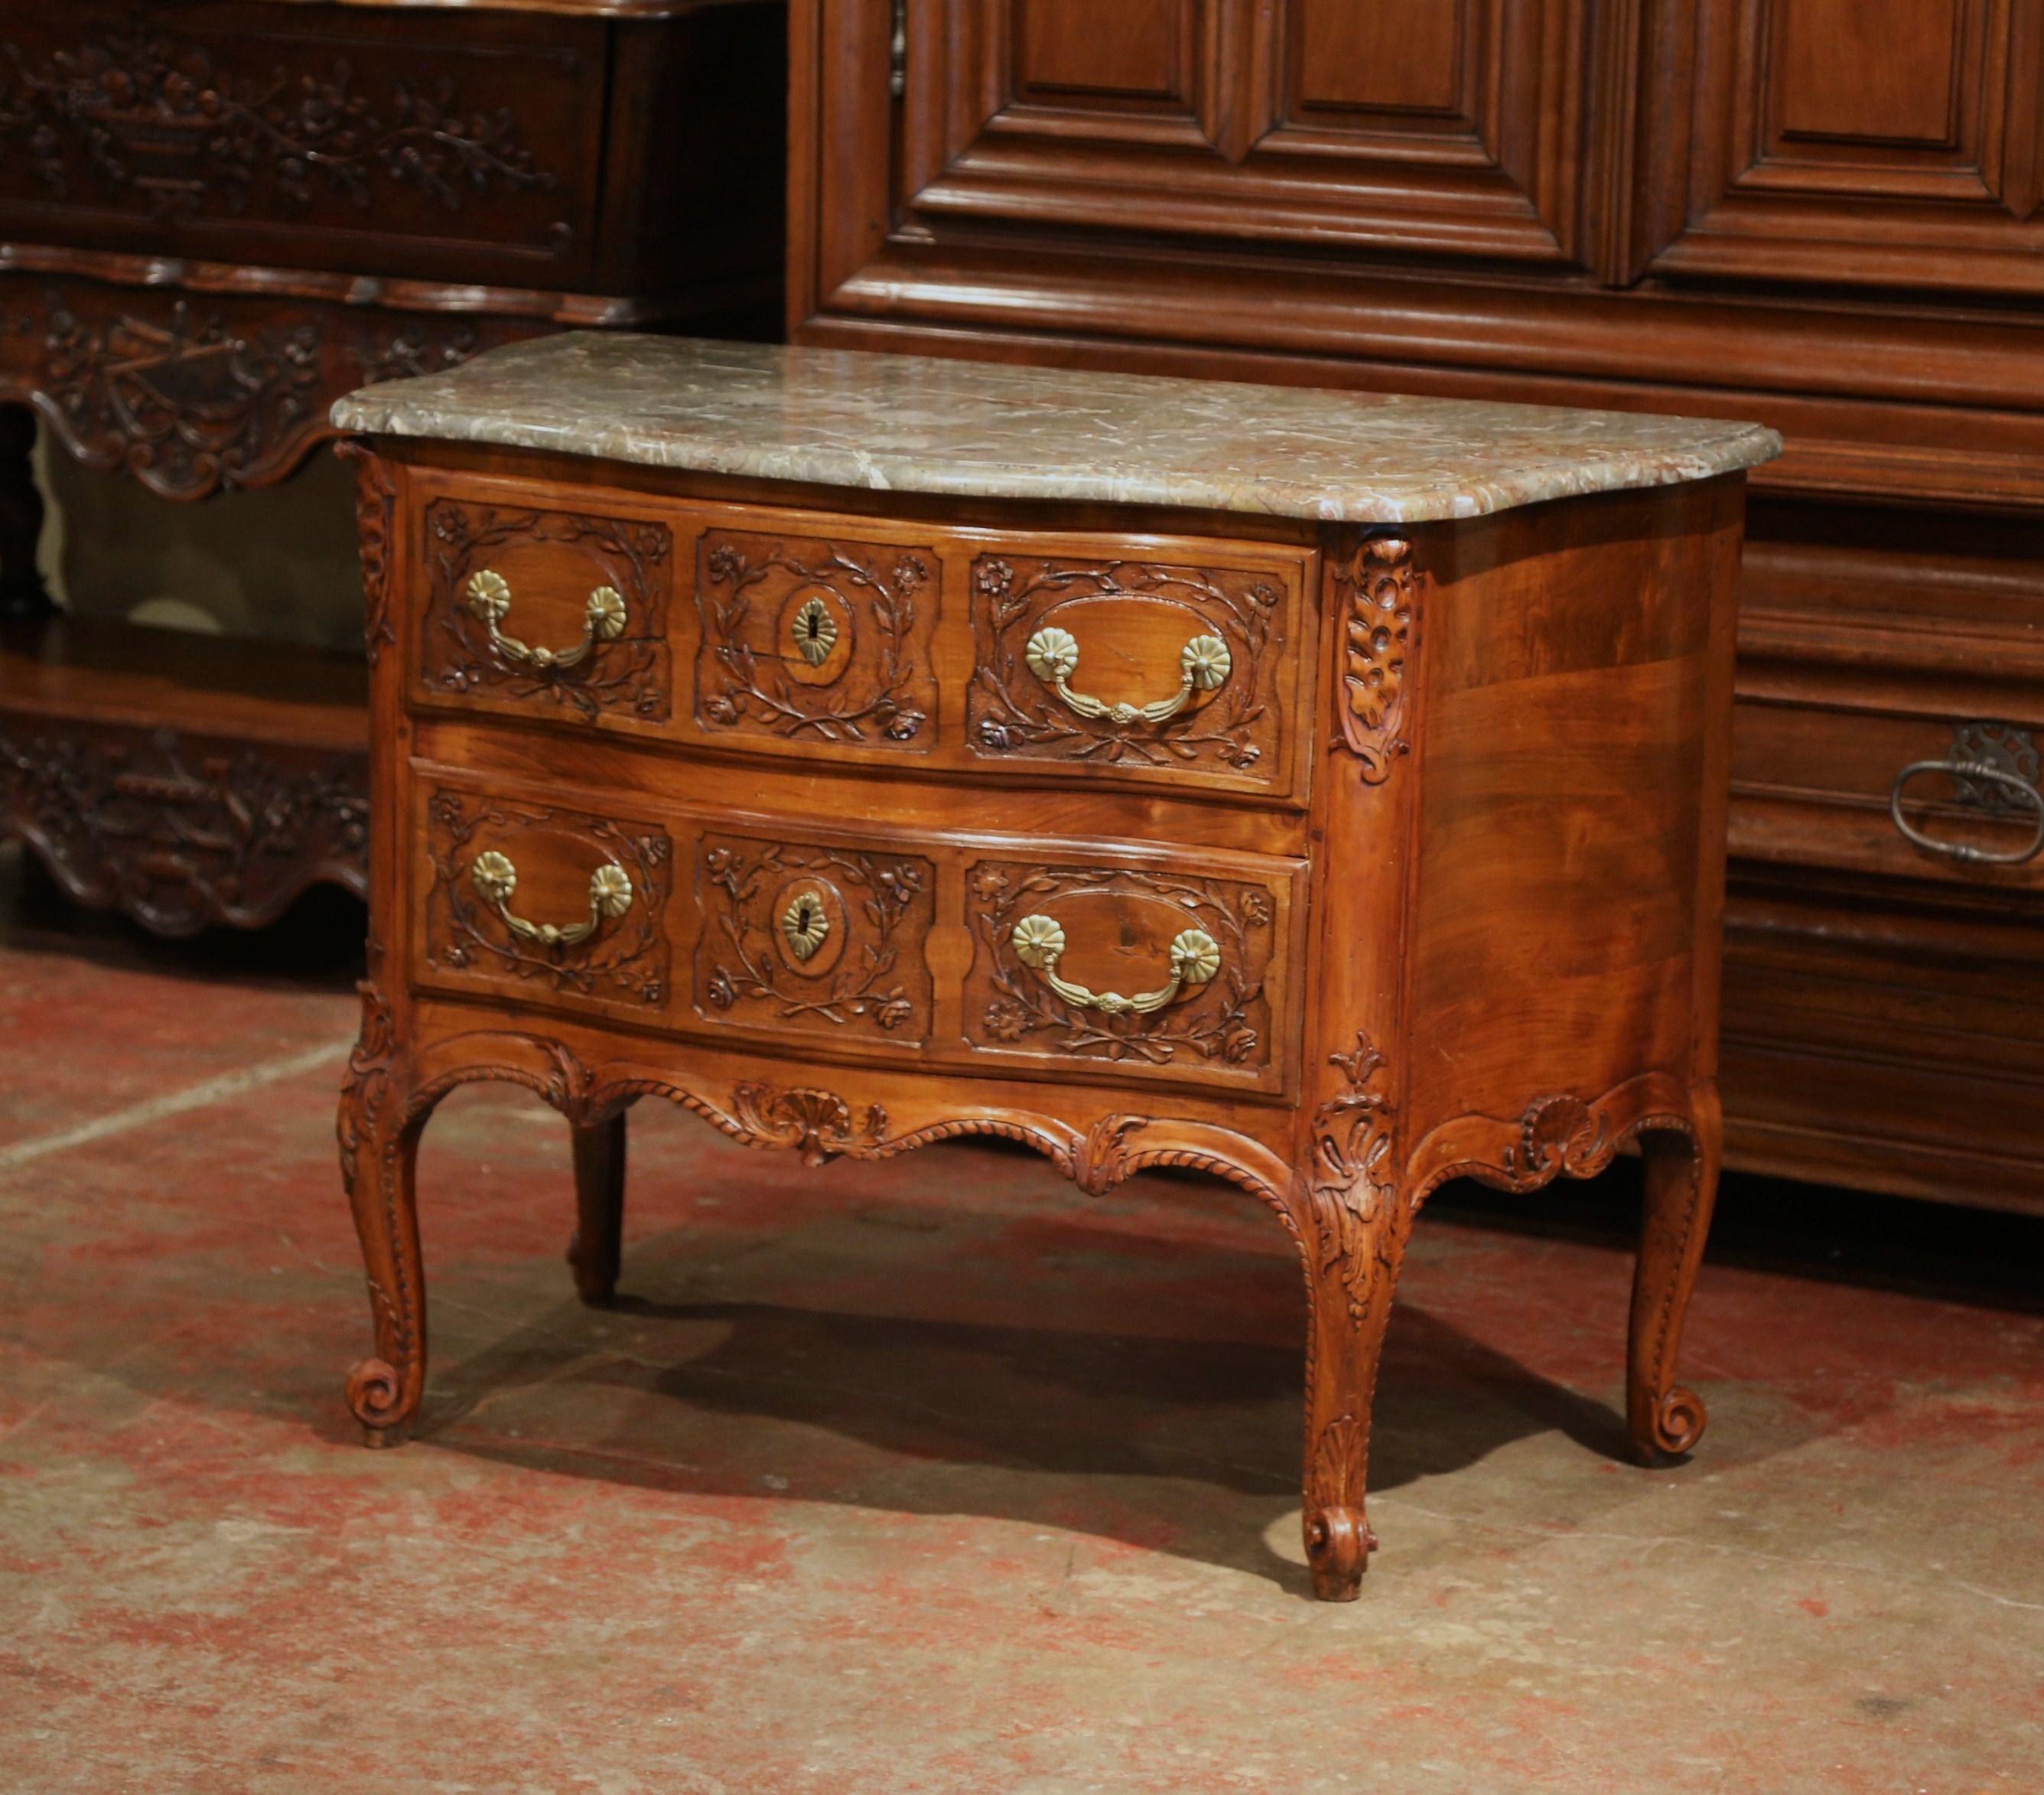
333,334 -> 1780,523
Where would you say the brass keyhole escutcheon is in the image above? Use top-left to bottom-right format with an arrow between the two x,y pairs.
780,887 -> 832,962
791,596 -> 839,666
780,587 -> 852,686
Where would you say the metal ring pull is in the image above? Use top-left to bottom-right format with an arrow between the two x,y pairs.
1889,758 -> 2044,867
1009,913 -> 1221,1015
1023,625 -> 1232,725
465,568 -> 628,670
469,849 -> 635,948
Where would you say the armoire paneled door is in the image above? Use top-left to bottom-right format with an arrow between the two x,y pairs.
791,0 -> 2044,1215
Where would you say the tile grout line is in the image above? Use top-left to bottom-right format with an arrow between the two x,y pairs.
0,1039 -> 353,1175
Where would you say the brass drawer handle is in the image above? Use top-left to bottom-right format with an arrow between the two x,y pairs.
465,568 -> 628,670
1010,913 -> 1221,1015
470,849 -> 635,947
1023,624 -> 1232,725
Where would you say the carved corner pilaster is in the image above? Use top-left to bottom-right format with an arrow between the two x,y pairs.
1330,534 -> 1416,785
335,441 -> 396,668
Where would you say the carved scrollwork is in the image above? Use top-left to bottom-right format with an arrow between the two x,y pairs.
0,283 -> 507,497
727,1084 -> 890,1168
1505,1093 -> 1617,1184
968,860 -> 1274,1070
423,791 -> 671,1005
0,25 -> 566,230
1331,534 -> 1416,784
0,722 -> 366,936
697,532 -> 936,745
425,501 -> 672,721
969,556 -> 1285,777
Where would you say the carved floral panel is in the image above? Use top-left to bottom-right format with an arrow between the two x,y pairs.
0,13 -> 589,272
421,789 -> 672,1009
694,529 -> 939,751
0,282 -> 519,497
963,856 -> 1288,1086
966,553 -> 1296,790
694,832 -> 937,1045
0,721 -> 365,937
421,497 -> 673,723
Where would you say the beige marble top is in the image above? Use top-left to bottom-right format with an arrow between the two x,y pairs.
334,334 -> 1780,525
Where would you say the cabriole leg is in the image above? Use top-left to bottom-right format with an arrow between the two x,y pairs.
568,1109 -> 628,1307
1300,1178 -> 1414,1601
1627,1092 -> 1722,1461
337,992 -> 428,1447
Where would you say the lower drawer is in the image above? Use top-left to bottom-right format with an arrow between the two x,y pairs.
409,772 -> 1307,1098
1730,700 -> 2044,889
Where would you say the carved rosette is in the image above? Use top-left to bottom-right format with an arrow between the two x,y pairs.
1331,534 -> 1416,784
423,792 -> 672,1005
425,500 -> 672,721
695,531 -> 937,746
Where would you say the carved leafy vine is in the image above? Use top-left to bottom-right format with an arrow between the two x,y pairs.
0,27 -> 566,229
698,537 -> 929,743
699,836 -> 930,1036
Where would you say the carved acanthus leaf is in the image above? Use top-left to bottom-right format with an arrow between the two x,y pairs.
1309,1031 -> 1399,1326
1332,534 -> 1416,784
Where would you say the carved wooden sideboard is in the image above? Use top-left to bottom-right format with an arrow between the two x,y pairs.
331,332 -> 1775,1598
786,0 -> 2044,1214
0,0 -> 786,934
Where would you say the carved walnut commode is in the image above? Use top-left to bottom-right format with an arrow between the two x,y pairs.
334,335 -> 1779,1600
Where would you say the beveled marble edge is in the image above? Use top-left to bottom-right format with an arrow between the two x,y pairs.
332,334 -> 1783,525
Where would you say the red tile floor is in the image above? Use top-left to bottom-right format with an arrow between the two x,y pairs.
1,845 -> 2039,1793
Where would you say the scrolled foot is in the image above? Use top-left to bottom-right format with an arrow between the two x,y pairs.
1304,1505 -> 1375,1602
347,1357 -> 414,1447
1636,1383 -> 1708,1462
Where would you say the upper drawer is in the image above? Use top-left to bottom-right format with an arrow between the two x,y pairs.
0,6 -> 607,288
407,472 -> 1319,805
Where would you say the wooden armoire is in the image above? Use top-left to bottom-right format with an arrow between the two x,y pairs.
787,0 -> 2044,1215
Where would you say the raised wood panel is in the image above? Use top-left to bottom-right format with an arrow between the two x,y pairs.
1639,0 -> 2044,292
1774,0 -> 1964,144
900,0 -> 1596,265
1015,0 -> 1189,103
1291,0 -> 1466,117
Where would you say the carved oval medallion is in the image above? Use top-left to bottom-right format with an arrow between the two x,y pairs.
770,874 -> 848,978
